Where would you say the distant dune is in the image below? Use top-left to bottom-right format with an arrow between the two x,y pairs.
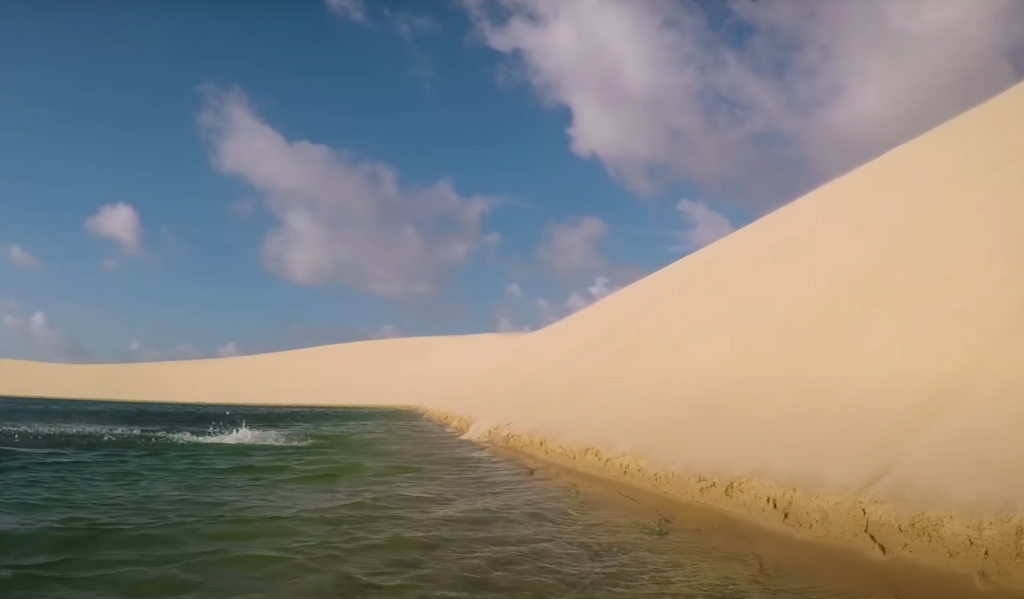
4,81 -> 1024,589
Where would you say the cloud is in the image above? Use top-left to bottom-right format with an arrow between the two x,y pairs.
216,341 -> 241,358
534,274 -> 621,326
327,1 -> 441,87
325,0 -> 368,23
198,85 -> 499,298
1,303 -> 90,363
466,0 -> 1024,204
496,316 -> 529,333
505,281 -> 523,298
536,216 -> 608,274
673,199 -> 735,252
390,11 -> 440,40
387,10 -> 442,88
368,323 -> 403,339
126,340 -> 206,363
563,274 -> 619,314
533,296 -> 559,326
6,245 -> 43,270
84,203 -> 143,255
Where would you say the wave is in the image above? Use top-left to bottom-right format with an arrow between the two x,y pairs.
0,422 -> 306,447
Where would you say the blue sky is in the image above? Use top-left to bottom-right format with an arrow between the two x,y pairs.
2,0 -> 1022,363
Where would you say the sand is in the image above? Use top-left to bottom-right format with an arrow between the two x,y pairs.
4,80 -> 1024,592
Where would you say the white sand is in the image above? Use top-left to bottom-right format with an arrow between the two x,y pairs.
4,81 -> 1024,589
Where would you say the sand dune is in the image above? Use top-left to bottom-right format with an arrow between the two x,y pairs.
4,81 -> 1024,588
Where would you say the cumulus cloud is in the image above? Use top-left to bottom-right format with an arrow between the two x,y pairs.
536,216 -> 608,274
1,303 -> 90,363
5,245 -> 43,270
505,281 -> 523,298
198,85 -> 499,298
466,0 -> 1024,204
673,199 -> 735,252
84,203 -> 143,255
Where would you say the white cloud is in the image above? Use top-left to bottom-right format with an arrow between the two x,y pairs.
198,85 -> 499,298
536,216 -> 608,274
466,0 -> 1024,203
535,274 -> 621,325
565,274 -> 619,314
674,199 -> 735,252
84,203 -> 143,255
325,0 -> 368,22
216,341 -> 241,358
6,245 -> 43,270
1,303 -> 89,363
505,282 -> 523,297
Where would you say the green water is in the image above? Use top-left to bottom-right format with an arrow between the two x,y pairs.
0,397 -> 877,598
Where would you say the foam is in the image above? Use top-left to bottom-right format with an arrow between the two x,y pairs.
0,422 -> 304,446
161,424 -> 304,446
3,81 -> 1024,590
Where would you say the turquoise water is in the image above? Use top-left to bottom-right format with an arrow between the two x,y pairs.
0,396 -> 876,599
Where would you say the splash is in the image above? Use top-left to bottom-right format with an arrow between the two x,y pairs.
163,423 -> 305,446
0,422 -> 306,446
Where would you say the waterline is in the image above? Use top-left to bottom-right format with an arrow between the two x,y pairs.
2,396 -> 881,598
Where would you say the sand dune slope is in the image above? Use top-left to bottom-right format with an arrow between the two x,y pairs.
4,81 -> 1024,586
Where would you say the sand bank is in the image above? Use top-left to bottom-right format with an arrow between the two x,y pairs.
4,81 -> 1024,591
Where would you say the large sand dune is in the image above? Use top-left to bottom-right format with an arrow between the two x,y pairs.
4,81 -> 1024,588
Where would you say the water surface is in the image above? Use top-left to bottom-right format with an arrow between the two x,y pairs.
0,396 -> 878,598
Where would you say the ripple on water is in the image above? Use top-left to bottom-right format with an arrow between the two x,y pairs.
0,397 -> 881,599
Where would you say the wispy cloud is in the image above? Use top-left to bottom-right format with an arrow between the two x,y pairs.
536,216 -> 608,275
5,245 -> 43,270
325,0 -> 368,23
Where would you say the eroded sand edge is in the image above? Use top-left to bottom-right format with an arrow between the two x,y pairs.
419,409 -> 1024,592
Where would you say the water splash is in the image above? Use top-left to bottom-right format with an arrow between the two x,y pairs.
164,423 -> 304,446
0,422 -> 306,446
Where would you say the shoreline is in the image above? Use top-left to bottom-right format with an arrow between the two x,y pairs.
486,444 -> 1021,599
8,392 -> 1017,597
420,408 -> 1024,596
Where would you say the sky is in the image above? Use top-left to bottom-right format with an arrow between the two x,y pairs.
2,0 -> 1023,363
